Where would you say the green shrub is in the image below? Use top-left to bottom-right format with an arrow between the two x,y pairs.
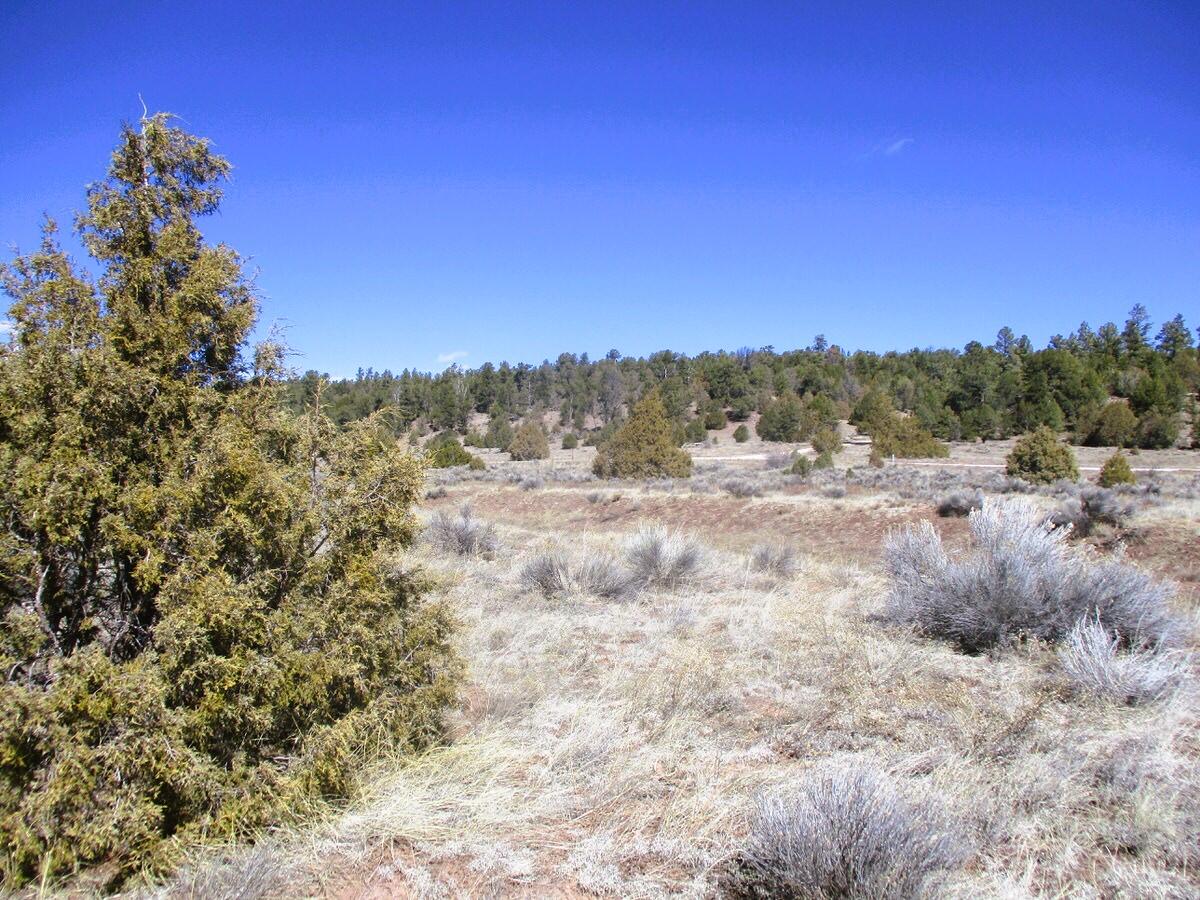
0,115 -> 459,889
1080,401 -> 1137,448
592,391 -> 692,479
584,420 -> 620,447
871,414 -> 950,459
733,423 -> 750,443
1098,452 -> 1135,487
561,432 -> 579,449
463,430 -> 486,448
810,425 -> 842,455
813,451 -> 835,469
684,417 -> 707,443
790,455 -> 812,477
800,394 -> 839,437
960,404 -> 1000,441
508,419 -> 550,460
756,395 -> 804,442
426,432 -> 484,469
729,396 -> 754,421
850,388 -> 893,434
703,403 -> 728,430
1135,410 -> 1179,449
483,412 -> 514,450
1006,426 -> 1079,484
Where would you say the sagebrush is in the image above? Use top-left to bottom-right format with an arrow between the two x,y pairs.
624,525 -> 705,590
729,764 -> 967,899
883,499 -> 1180,653
427,504 -> 499,557
1058,617 -> 1188,705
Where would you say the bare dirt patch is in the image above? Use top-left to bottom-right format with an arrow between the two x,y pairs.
428,485 -> 972,564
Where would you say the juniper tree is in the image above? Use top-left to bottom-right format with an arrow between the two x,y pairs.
1006,425 -> 1079,483
0,115 -> 459,888
508,417 -> 550,460
1098,451 -> 1135,487
756,395 -> 804,442
592,390 -> 692,478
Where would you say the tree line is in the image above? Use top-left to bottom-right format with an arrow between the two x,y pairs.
287,310 -> 1199,449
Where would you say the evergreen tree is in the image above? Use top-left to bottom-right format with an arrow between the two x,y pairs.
1122,303 -> 1152,356
1156,314 -> 1193,357
484,406 -> 515,450
871,414 -> 950,459
592,390 -> 692,478
756,395 -> 804,441
1006,426 -> 1079,483
1098,451 -> 1135,487
1078,401 -> 1137,447
0,115 -> 458,886
508,418 -> 550,460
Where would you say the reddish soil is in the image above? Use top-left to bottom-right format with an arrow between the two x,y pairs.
427,485 -> 973,566
1123,522 -> 1200,607
325,840 -> 594,899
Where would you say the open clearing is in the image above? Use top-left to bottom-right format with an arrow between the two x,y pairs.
163,435 -> 1200,899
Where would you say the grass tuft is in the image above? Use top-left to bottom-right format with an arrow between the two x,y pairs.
1058,617 -> 1189,705
624,524 -> 706,590
750,543 -> 797,578
520,550 -> 574,597
575,552 -> 637,600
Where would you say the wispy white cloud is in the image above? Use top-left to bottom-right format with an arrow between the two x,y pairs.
436,350 -> 468,364
0,320 -> 13,337
860,137 -> 914,160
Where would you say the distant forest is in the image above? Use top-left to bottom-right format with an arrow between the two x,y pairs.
284,306 -> 1199,449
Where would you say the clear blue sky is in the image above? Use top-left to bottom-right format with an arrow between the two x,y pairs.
2,2 -> 1197,377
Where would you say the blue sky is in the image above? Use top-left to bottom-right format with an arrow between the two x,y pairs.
2,2 -> 1197,377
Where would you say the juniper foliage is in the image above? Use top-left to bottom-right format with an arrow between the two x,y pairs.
0,115 -> 459,888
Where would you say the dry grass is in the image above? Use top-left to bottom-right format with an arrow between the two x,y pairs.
150,445 -> 1200,899
1058,617 -> 1191,705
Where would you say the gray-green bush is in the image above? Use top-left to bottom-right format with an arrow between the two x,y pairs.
624,525 -> 705,590
883,499 -> 1180,653
1058,617 -> 1188,705
428,504 -> 499,557
750,543 -> 797,578
728,764 -> 967,899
